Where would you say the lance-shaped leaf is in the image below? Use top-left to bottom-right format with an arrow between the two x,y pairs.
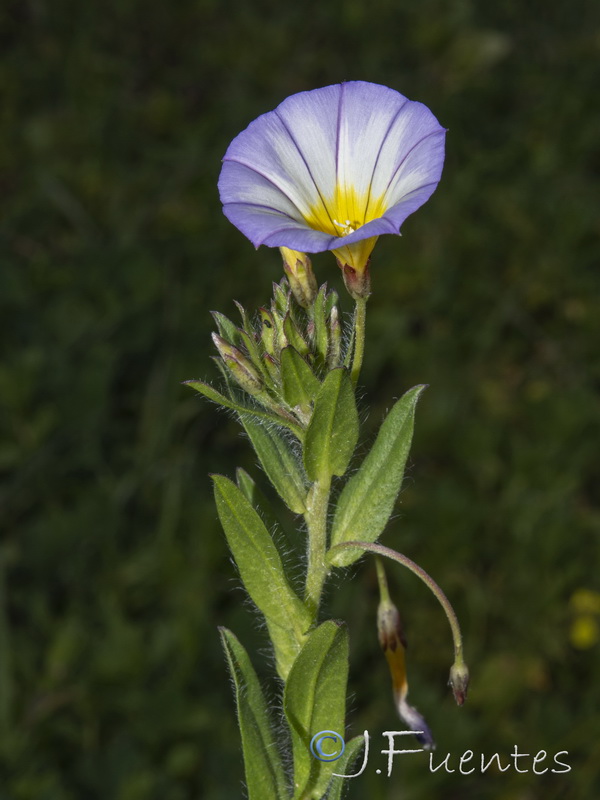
329,385 -> 426,567
281,346 -> 320,409
236,467 -> 301,556
303,368 -> 358,482
213,475 -> 310,677
284,620 -> 349,800
236,467 -> 280,533
184,380 -> 304,440
219,628 -> 289,800
326,735 -> 367,799
241,417 -> 308,514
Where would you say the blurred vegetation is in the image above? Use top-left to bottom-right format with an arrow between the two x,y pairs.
2,0 -> 599,798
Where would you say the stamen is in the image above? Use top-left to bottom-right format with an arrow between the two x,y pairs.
332,219 -> 357,236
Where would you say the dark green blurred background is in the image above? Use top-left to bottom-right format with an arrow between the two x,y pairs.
2,0 -> 599,798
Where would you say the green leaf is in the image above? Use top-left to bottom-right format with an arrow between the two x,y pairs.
241,416 -> 308,514
219,628 -> 289,800
284,620 -> 349,800
325,735 -> 366,799
210,356 -> 235,390
236,468 -> 304,559
213,475 -> 311,677
235,468 -> 280,533
329,385 -> 426,567
281,346 -> 320,409
211,311 -> 243,347
303,368 -> 359,482
183,380 -> 304,440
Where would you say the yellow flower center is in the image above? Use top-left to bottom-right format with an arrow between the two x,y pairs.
302,184 -> 387,272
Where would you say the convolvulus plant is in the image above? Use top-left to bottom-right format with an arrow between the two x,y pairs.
186,81 -> 469,799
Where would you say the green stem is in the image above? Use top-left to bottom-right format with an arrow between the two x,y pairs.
330,541 -> 465,664
304,476 -> 332,619
375,556 -> 391,605
350,297 -> 367,388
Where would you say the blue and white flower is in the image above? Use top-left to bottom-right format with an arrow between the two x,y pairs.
218,81 -> 446,277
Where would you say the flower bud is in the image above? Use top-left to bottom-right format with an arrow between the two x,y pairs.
327,305 -> 342,368
338,258 -> 371,300
268,303 -> 288,353
272,279 -> 291,317
259,307 -> 277,356
211,333 -> 263,396
280,247 -> 318,308
449,660 -> 470,706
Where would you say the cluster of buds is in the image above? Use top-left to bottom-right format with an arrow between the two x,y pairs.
211,250 -> 343,427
